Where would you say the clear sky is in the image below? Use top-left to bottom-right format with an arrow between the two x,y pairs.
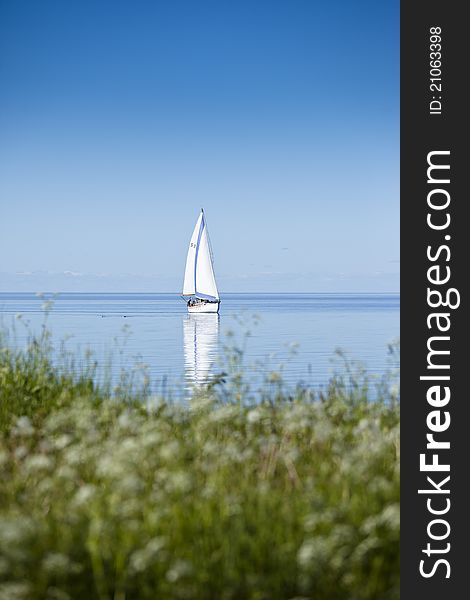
0,0 -> 399,293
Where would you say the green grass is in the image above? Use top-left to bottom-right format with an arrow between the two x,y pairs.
0,325 -> 399,600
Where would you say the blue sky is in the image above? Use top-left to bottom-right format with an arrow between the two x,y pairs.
0,0 -> 399,293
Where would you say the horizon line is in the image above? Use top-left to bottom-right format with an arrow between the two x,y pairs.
0,290 -> 400,295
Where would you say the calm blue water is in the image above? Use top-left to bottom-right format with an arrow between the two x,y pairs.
0,292 -> 399,394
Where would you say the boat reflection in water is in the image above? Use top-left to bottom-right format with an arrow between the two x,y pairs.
183,314 -> 220,389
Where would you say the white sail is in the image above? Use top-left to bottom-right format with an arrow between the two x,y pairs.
182,211 -> 219,301
195,222 -> 219,300
182,212 -> 203,296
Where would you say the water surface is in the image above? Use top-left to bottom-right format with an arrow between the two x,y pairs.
0,292 -> 399,393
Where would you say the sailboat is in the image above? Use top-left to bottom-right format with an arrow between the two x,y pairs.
182,209 -> 220,313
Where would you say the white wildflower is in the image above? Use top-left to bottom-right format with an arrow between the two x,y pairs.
72,485 -> 96,508
130,537 -> 166,573
54,434 -> 72,450
166,559 -> 193,582
24,454 -> 53,473
159,440 -> 180,462
247,408 -> 262,424
42,552 -> 71,575
12,416 -> 34,437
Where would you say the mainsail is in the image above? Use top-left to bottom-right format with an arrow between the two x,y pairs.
182,210 -> 219,300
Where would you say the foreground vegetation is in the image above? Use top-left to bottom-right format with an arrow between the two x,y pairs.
0,325 -> 399,600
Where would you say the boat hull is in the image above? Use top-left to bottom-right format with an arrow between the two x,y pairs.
187,301 -> 220,314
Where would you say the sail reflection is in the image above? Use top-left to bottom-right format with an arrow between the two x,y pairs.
183,314 -> 220,388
